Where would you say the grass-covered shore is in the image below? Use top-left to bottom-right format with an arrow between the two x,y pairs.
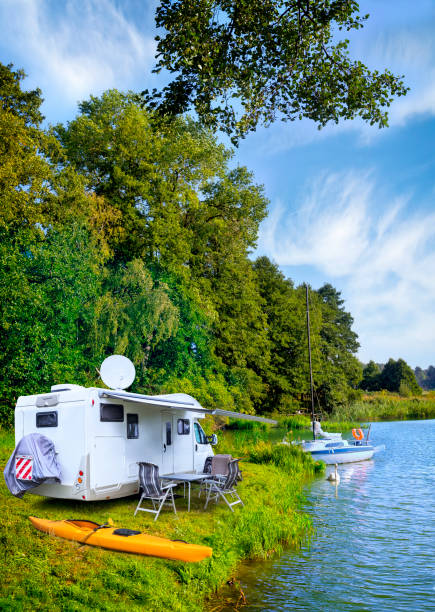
329,391 -> 435,423
0,426 -> 322,611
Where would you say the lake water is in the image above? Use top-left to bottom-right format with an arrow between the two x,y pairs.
235,420 -> 435,611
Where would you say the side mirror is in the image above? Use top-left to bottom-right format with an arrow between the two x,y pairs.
208,434 -> 218,446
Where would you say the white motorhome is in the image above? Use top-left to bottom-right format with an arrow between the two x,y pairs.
13,357 -> 275,502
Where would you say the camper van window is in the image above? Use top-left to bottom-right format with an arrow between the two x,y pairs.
166,421 -> 172,446
36,411 -> 58,428
194,422 -> 208,445
100,403 -> 124,422
177,418 -> 190,435
127,414 -> 139,439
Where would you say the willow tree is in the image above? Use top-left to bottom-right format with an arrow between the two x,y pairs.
144,0 -> 408,142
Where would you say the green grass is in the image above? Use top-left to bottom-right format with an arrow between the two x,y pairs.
0,427 -> 319,611
278,415 -> 311,431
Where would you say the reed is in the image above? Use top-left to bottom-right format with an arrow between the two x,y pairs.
278,415 -> 311,430
330,393 -> 435,422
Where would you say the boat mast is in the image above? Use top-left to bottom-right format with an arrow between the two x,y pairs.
305,284 -> 316,441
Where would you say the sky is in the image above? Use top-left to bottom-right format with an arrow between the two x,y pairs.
0,0 -> 434,369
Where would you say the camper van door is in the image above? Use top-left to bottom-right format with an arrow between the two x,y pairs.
161,413 -> 174,474
193,421 -> 211,473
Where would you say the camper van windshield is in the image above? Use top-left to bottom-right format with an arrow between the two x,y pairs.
194,423 -> 208,445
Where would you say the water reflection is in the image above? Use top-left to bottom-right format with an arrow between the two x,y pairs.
234,420 -> 435,612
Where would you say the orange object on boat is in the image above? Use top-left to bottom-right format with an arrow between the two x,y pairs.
352,428 -> 364,441
28,516 -> 212,562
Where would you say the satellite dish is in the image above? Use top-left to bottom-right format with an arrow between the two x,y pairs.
100,355 -> 136,390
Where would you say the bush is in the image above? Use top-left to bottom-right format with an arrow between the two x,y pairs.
249,440 -> 324,476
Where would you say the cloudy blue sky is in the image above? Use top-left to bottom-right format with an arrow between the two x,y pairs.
1,0 -> 434,368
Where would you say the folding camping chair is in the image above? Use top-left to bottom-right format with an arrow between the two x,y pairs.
199,454 -> 231,498
203,459 -> 244,512
134,462 -> 178,521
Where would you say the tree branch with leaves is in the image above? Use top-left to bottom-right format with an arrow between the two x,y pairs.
143,0 -> 408,143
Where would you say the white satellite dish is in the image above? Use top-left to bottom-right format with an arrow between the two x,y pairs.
100,355 -> 136,390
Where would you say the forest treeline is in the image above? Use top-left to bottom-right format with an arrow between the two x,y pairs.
0,63 -> 419,426
360,359 -> 422,396
414,366 -> 435,391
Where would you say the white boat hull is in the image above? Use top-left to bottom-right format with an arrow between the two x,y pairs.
300,435 -> 380,465
309,446 -> 375,464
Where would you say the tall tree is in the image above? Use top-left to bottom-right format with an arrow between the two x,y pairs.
145,0 -> 408,142
360,360 -> 381,391
54,91 -> 231,267
315,283 -> 362,409
253,257 -> 309,411
0,63 -> 56,243
380,358 -> 422,396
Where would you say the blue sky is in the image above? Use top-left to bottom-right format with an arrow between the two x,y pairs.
1,0 -> 434,368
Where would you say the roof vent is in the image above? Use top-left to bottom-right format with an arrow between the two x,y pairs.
50,384 -> 86,392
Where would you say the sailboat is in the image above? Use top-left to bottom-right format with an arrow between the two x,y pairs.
298,285 -> 380,465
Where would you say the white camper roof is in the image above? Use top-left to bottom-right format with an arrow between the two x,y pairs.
98,389 -> 277,424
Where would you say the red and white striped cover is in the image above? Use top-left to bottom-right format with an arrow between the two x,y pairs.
15,456 -> 33,481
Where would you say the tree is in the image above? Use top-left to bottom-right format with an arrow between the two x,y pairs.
0,63 -> 57,243
144,0 -> 409,142
360,360 -> 381,391
425,366 -> 435,390
55,90 -> 270,412
0,223 -> 105,425
90,259 -> 180,385
253,257 -> 309,411
415,365 -> 435,391
315,283 -> 362,409
379,358 -> 422,395
252,261 -> 362,413
0,62 -> 43,125
0,62 -> 103,246
55,90 -> 267,272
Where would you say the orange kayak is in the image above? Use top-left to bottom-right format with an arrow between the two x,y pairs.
28,517 -> 212,562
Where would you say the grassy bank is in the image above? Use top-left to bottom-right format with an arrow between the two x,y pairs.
330,392 -> 435,423
0,427 -> 320,611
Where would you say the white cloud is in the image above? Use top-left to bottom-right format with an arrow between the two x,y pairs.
258,172 -> 435,367
0,0 -> 156,121
363,25 -> 435,128
258,172 -> 373,275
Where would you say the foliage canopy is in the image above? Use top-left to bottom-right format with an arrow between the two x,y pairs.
1,62 -> 365,424
144,0 -> 409,142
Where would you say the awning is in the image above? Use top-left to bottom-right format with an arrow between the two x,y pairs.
98,390 -> 277,424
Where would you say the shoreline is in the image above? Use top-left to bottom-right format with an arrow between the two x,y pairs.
0,428 -> 319,611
